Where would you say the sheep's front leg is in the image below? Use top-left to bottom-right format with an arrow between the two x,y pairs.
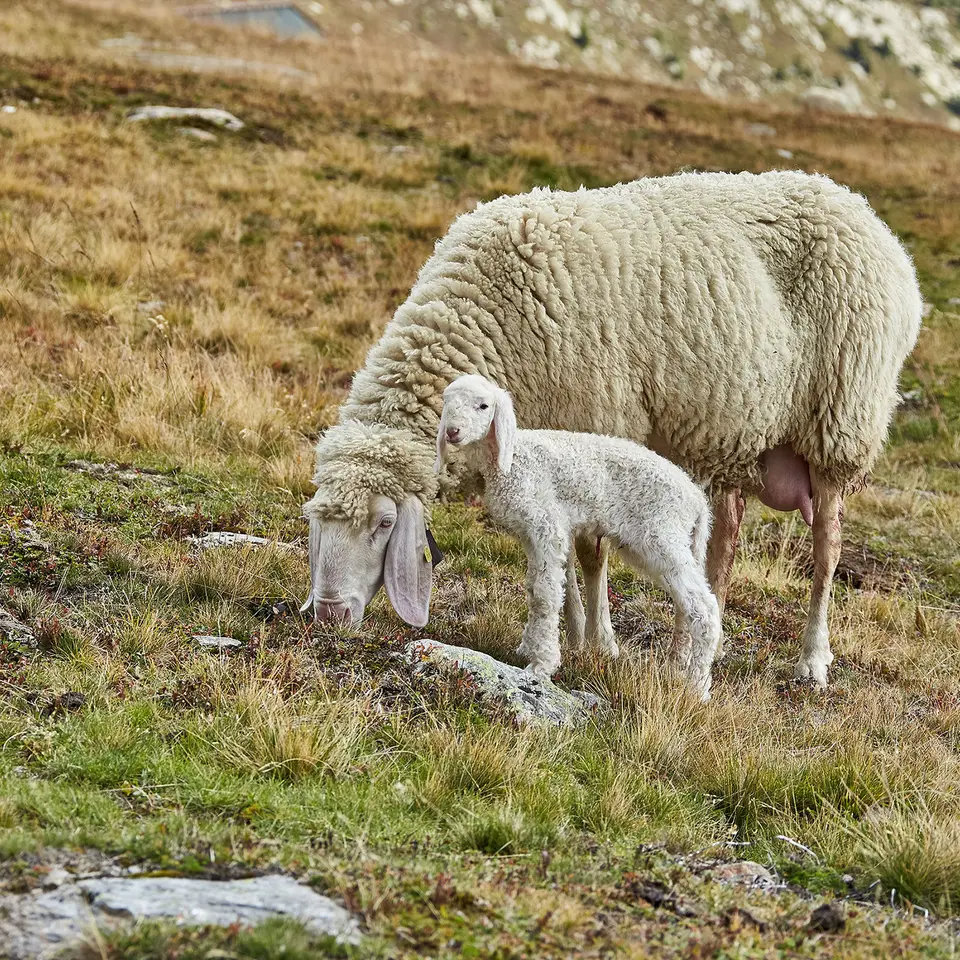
705,488 -> 744,658
517,536 -> 568,680
574,535 -> 619,658
794,471 -> 842,687
564,551 -> 587,650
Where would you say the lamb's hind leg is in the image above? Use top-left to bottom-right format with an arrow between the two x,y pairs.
564,550 -> 587,651
574,535 -> 619,658
794,469 -> 843,687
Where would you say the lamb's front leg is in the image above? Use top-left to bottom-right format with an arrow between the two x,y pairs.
517,536 -> 568,680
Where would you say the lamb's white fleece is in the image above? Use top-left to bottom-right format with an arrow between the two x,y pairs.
437,374 -> 722,698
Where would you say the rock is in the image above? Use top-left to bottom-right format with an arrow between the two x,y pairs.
807,901 -> 845,933
0,607 -> 34,643
194,635 -> 242,649
126,106 -> 245,131
922,301 -> 934,318
712,860 -> 776,886
405,639 -> 603,726
0,876 -> 359,958
178,126 -> 218,142
948,298 -> 960,307
745,122 -> 776,136
41,868 -> 71,891
1,105 -> 16,114
776,148 -> 793,159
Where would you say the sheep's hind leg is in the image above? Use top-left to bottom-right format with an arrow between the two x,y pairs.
705,488 -> 745,658
563,550 -> 587,651
663,566 -> 722,701
575,535 -> 619,658
517,533 -> 568,680
794,470 -> 842,688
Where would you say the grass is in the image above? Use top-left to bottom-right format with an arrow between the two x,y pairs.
0,0 -> 959,956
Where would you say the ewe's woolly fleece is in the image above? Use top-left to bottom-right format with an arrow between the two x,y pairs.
308,170 -> 922,522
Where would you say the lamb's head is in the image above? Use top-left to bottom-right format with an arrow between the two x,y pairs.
301,422 -> 440,628
434,374 -> 516,474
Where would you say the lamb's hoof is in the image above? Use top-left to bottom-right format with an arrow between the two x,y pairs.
793,658 -> 830,688
523,662 -> 559,683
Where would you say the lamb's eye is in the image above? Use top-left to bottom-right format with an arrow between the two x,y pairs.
379,516 -> 394,529
478,403 -> 488,410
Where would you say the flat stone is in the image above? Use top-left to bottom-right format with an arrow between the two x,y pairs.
406,639 -> 603,726
745,122 -> 776,136
0,876 -> 359,958
947,298 -> 960,307
65,459 -> 171,486
126,106 -> 245,131
776,148 -> 793,159
194,635 -> 242,649
712,860 -> 776,886
922,301 -> 934,318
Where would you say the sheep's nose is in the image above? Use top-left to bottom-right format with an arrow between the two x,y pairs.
315,600 -> 351,623
445,426 -> 461,442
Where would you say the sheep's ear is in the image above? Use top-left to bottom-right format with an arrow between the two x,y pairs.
299,515 -> 321,617
384,496 -> 433,627
492,387 -> 517,473
434,407 -> 448,474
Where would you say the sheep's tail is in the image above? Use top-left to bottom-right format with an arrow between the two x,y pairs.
691,502 -> 712,572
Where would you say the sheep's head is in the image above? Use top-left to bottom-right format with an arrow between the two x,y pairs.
301,422 -> 440,628
434,374 -> 516,474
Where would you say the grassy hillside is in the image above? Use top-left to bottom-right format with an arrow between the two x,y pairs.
1,1 -> 959,956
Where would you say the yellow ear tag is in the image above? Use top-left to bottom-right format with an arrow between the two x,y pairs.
423,545 -> 432,563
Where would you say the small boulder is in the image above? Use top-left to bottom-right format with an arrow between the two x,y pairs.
807,901 -> 845,933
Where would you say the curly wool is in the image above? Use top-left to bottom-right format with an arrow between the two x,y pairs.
303,422 -> 438,525
335,171 -> 921,497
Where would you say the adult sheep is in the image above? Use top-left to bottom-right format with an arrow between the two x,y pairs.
301,170 -> 922,687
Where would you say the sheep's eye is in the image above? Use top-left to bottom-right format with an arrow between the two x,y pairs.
379,516 -> 394,529
478,403 -> 488,410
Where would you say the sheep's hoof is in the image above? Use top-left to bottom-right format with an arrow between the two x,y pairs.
793,658 -> 829,688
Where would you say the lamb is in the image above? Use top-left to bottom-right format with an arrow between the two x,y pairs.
302,171 -> 922,687
434,375 -> 723,698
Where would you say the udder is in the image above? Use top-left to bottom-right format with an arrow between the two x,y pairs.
757,445 -> 813,526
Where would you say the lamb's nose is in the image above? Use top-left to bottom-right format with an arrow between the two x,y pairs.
445,426 -> 461,442
315,600 -> 351,623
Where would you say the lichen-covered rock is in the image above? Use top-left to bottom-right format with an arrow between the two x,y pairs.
406,638 -> 603,725
0,607 -> 34,644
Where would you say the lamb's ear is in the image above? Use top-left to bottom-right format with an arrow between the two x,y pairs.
299,515 -> 321,617
434,407 -> 448,474
492,386 -> 517,474
384,496 -> 433,627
